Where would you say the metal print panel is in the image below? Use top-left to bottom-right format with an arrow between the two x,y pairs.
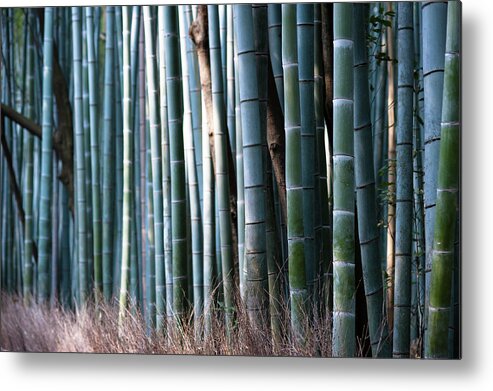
0,2 -> 461,359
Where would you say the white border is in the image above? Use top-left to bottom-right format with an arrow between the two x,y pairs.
1,0 -> 492,390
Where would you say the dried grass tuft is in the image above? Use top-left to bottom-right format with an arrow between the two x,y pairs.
1,293 -> 335,356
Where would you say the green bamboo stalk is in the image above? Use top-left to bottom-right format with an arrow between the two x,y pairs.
157,6 -> 174,325
93,7 -> 101,83
50,151 -> 59,306
22,17 -> 35,304
146,134 -> 157,330
37,7 -> 54,304
282,4 -> 307,346
82,14 -> 94,298
72,6 -> 89,305
219,4 -> 227,104
268,4 -> 284,112
314,3 -> 331,321
130,11 -> 142,299
385,4 -> 397,331
102,6 -> 115,302
332,2 -> 355,358
139,18 -> 149,323
202,93 -> 216,339
85,7 -> 102,300
113,28 -> 124,299
234,4 -> 269,331
411,1 -> 425,345
233,36 -> 246,303
115,7 -> 123,99
179,5 -> 204,334
209,4 -> 236,334
164,5 -> 188,325
392,2 -> 415,358
118,5 -> 133,323
183,5 -> 203,214
422,0 -> 448,346
352,3 -> 391,358
60,186 -> 71,309
297,4 -> 316,305
226,5 -> 235,166
425,0 -> 460,359
254,3 -> 283,344
144,6 -> 166,331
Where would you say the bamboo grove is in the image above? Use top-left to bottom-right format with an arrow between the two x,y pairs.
0,2 -> 461,358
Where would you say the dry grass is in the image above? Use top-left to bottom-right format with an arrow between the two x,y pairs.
0,293 -> 335,356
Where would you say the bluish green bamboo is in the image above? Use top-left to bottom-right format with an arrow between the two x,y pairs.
282,4 -> 307,346
118,5 -> 133,323
202,95 -> 216,339
219,4 -> 227,105
297,4 -> 316,303
85,7 -> 102,300
226,5 -> 236,166
164,5 -> 188,324
426,0 -> 460,359
102,6 -> 115,302
183,5 -> 203,215
422,1 -> 447,344
352,3 -> 391,358
23,20 -> 35,304
268,4 -> 284,112
235,4 -> 269,330
113,27 -> 124,299
143,6 -> 166,331
411,1 -> 425,345
37,7 -> 55,304
332,2 -> 355,358
392,2 -> 414,358
234,35 -> 246,302
209,4 -> 235,334
157,6 -> 174,325
179,5 -> 204,334
146,128 -> 157,330
82,14 -> 94,299
72,6 -> 89,305
255,3 -> 283,343
314,5 -> 331,315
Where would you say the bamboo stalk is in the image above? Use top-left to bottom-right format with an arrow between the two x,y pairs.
332,2 -> 355,357
37,7 -> 55,303
426,0 -> 460,359
393,2 -> 414,358
282,4 -> 307,346
102,6 -> 115,302
352,3 -> 391,358
118,5 -> 133,324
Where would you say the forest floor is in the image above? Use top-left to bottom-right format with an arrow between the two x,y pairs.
0,293 -> 342,356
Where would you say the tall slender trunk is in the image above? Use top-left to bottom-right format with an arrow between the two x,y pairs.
208,4 -> 236,335
385,2 -> 396,331
352,4 -> 391,358
72,6 -> 88,305
393,2 -> 414,358
145,6 -> 166,332
164,6 -> 188,326
179,5 -> 204,336
422,1 -> 448,348
332,3 -> 355,358
118,5 -> 133,323
235,4 -> 269,332
38,7 -> 55,304
102,6 -> 115,302
85,7 -> 102,301
426,0 -> 460,359
282,4 -> 307,346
